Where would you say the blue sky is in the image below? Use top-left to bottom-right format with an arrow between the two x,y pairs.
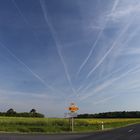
0,0 -> 140,117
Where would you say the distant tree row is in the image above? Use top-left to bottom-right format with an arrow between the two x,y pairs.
77,111 -> 140,118
0,108 -> 44,118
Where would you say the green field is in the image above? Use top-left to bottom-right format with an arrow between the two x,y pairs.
0,117 -> 139,133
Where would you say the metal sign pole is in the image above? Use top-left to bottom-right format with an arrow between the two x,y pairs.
66,103 -> 79,132
71,117 -> 74,132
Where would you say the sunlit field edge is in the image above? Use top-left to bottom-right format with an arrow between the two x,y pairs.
0,117 -> 139,133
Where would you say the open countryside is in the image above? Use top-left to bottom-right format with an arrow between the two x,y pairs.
1,0 -> 140,139
0,117 -> 140,133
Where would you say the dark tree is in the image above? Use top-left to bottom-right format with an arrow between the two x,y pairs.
0,109 -> 44,118
30,109 -> 36,114
7,108 -> 16,114
77,111 -> 140,118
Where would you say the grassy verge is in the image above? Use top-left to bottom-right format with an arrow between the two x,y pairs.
74,118 -> 140,132
0,117 -> 139,133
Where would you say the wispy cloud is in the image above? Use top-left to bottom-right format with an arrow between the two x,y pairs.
12,0 -> 44,47
0,42 -> 60,93
80,64 -> 140,100
77,1 -> 140,97
39,0 -> 77,98
76,0 -> 120,76
77,64 -> 129,96
1,0 -> 140,116
12,0 -> 29,25
92,95 -> 117,105
122,48 -> 140,55
108,3 -> 140,21
86,14 -> 135,78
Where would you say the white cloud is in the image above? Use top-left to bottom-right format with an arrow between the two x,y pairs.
122,48 -> 140,55
80,64 -> 140,101
108,4 -> 140,21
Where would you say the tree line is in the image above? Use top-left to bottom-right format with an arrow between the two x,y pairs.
0,108 -> 44,118
77,111 -> 140,118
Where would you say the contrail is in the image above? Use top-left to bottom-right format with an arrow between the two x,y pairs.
77,25 -> 140,95
12,0 -> 42,44
111,0 -> 120,12
12,0 -> 29,25
93,95 -> 118,105
0,42 -> 58,92
80,64 -> 140,100
39,0 -> 77,96
86,16 -> 135,78
11,0 -> 67,96
76,0 -> 119,76
78,64 -> 129,96
95,65 -> 140,97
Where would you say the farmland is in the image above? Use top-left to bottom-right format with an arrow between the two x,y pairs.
0,117 -> 139,133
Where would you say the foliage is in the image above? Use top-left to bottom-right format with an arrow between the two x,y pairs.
0,117 -> 139,133
30,109 -> 36,114
0,109 -> 44,118
6,108 -> 16,114
77,111 -> 140,118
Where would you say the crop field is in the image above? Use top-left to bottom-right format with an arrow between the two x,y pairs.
0,117 -> 139,133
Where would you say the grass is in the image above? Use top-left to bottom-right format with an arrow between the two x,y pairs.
0,117 -> 139,133
74,118 -> 140,132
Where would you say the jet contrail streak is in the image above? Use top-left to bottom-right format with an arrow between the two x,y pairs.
93,95 -> 118,105
80,65 -> 140,100
39,0 -> 77,96
111,0 -> 119,12
76,0 -> 119,76
78,25 -> 140,95
86,16 -> 134,78
76,30 -> 103,76
12,0 -> 43,44
78,64 -> 129,95
0,42 -> 58,92
12,0 -> 29,25
11,0 -> 68,96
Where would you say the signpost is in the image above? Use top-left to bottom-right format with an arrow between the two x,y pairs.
65,103 -> 79,132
